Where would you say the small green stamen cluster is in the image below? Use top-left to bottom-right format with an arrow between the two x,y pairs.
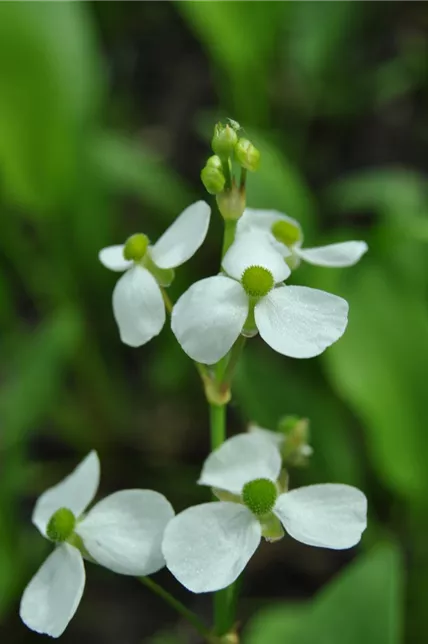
242,478 -> 278,516
123,233 -> 149,261
241,265 -> 274,298
271,220 -> 300,247
46,507 -> 76,543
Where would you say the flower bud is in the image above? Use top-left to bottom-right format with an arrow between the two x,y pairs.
46,507 -> 76,543
235,138 -> 260,172
212,123 -> 238,158
201,159 -> 225,195
278,416 -> 313,467
123,233 -> 149,261
216,186 -> 246,221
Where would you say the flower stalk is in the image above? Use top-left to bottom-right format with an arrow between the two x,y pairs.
138,576 -> 216,642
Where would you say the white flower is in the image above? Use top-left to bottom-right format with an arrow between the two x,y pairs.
162,435 -> 367,593
236,208 -> 368,269
99,201 -> 211,347
171,233 -> 349,364
20,451 -> 174,637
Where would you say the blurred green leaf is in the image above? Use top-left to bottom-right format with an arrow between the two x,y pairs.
177,1 -> 285,124
0,308 -> 82,448
245,542 -> 403,644
245,131 -> 317,233
91,132 -> 194,220
0,2 -> 101,212
324,262 -> 428,503
328,168 -> 427,219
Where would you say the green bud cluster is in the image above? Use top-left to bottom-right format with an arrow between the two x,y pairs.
200,120 -> 261,214
123,233 -> 149,261
242,478 -> 278,516
46,507 -> 76,543
241,265 -> 274,298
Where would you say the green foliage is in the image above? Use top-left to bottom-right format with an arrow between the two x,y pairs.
0,2 -> 101,212
245,542 -> 403,644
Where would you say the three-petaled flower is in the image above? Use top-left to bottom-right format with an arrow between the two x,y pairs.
162,434 -> 367,593
236,208 -> 368,269
20,451 -> 174,637
171,232 -> 349,364
99,201 -> 211,347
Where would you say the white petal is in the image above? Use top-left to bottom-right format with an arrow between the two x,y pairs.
248,424 -> 285,448
162,502 -> 261,593
112,266 -> 166,347
237,208 -> 302,241
295,241 -> 368,267
274,484 -> 367,549
77,490 -> 174,576
20,544 -> 85,638
98,245 -> 132,272
33,452 -> 100,537
198,434 -> 282,495
222,233 -> 290,283
151,201 -> 211,269
255,285 -> 348,359
171,275 -> 248,364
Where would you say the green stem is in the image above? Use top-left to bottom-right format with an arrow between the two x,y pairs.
221,158 -> 232,191
209,402 -> 226,450
221,219 -> 237,257
221,335 -> 246,394
161,287 -> 173,314
139,576 -> 214,642
209,401 -> 236,636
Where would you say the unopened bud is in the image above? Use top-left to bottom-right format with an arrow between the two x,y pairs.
201,159 -> 225,195
216,186 -> 246,221
235,138 -> 260,172
212,123 -> 238,158
278,416 -> 312,467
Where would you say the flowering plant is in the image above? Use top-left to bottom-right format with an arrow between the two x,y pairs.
21,120 -> 368,642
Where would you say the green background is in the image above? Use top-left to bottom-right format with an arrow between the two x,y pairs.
0,2 -> 426,643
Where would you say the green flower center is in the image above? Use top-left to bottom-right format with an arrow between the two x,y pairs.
123,233 -> 149,261
46,507 -> 76,543
271,220 -> 300,247
242,478 -> 278,516
241,266 -> 274,298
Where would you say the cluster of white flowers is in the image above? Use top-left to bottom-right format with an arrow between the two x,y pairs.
21,437 -> 367,635
99,202 -> 367,361
21,185 -> 369,637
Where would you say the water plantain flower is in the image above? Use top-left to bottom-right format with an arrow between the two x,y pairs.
171,233 -> 349,364
20,452 -> 174,637
162,434 -> 367,593
99,201 -> 211,347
